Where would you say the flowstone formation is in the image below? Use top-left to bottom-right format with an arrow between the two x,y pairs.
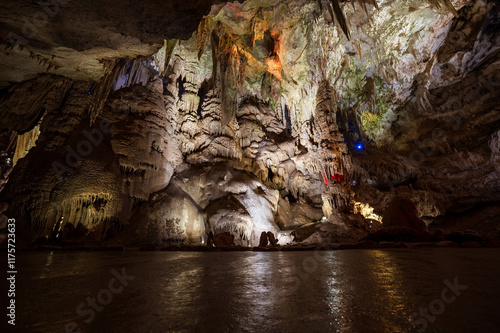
0,0 -> 499,247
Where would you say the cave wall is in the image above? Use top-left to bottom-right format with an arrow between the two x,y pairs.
352,0 -> 500,221
0,0 -> 499,244
0,36 -> 353,245
1,72 -> 181,240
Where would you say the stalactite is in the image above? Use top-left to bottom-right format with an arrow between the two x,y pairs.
89,57 -> 159,123
13,116 -> 44,166
427,0 -> 459,17
330,0 -> 350,40
89,60 -> 119,123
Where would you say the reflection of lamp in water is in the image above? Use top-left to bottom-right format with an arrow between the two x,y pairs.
54,216 -> 64,238
200,236 -> 204,245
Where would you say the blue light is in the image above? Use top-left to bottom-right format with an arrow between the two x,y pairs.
356,143 -> 363,150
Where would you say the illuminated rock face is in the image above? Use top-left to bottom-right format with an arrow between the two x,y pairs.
1,72 -> 181,240
0,0 -> 499,244
117,179 -> 206,246
116,165 -> 282,246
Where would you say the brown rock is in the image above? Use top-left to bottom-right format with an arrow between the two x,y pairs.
437,241 -> 459,248
38,245 -> 62,251
460,241 -> 482,248
97,246 -> 124,251
207,232 -> 215,248
378,241 -> 401,248
253,246 -> 280,251
407,242 -> 438,248
139,245 -> 156,251
338,244 -> 357,250
432,229 -> 446,242
483,240 -> 500,248
267,231 -> 278,246
446,231 -> 488,243
213,232 -> 235,247
259,231 -> 269,247
160,245 -> 180,251
366,226 -> 432,243
61,223 -> 75,240
74,223 -> 89,240
355,240 -> 378,249
382,197 -> 428,232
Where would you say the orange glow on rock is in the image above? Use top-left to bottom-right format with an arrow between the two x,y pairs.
265,29 -> 284,81
265,55 -> 283,81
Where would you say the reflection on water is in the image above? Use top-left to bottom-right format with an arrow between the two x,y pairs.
365,251 -> 413,331
13,249 -> 500,333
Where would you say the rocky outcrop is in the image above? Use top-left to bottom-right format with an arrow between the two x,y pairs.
259,232 -> 269,247
365,227 -> 432,243
296,212 -> 374,245
382,197 -> 428,231
267,231 -> 278,246
212,232 -> 235,247
115,180 -> 206,246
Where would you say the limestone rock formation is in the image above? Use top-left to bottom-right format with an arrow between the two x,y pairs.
116,180 -> 206,246
0,0 -> 498,246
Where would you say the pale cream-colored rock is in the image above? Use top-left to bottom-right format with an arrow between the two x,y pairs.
117,181 -> 206,246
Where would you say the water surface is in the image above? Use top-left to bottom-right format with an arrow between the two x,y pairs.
10,249 -> 500,332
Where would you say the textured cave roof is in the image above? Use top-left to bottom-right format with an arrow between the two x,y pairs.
0,0 -> 241,87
